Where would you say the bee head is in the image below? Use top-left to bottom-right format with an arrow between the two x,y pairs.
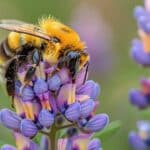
58,50 -> 89,81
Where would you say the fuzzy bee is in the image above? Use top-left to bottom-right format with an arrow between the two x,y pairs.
0,18 -> 89,97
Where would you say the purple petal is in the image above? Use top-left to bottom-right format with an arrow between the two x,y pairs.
40,135 -> 50,150
129,89 -> 148,109
29,141 -> 39,150
129,132 -> 147,150
131,39 -> 150,66
22,86 -> 35,102
134,6 -> 150,33
134,6 -> 145,19
57,68 -> 71,84
38,109 -> 54,128
85,114 -> 109,132
0,109 -> 21,130
88,139 -> 101,150
20,119 -> 38,138
48,74 -> 61,91
57,84 -> 74,112
80,99 -> 95,117
34,78 -> 48,95
1,145 -> 16,150
76,67 -> 87,88
77,80 -> 100,100
15,80 -> 21,96
49,92 -> 58,113
65,102 -> 81,122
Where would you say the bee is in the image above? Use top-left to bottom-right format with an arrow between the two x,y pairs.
0,18 -> 89,97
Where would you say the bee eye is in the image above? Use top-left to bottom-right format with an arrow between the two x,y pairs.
51,37 -> 60,43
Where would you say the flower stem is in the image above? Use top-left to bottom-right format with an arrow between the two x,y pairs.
49,125 -> 57,150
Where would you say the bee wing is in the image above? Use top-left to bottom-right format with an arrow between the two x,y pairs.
0,21 -> 52,41
0,19 -> 27,25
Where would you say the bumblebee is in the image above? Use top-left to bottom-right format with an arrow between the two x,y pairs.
0,18 -> 89,96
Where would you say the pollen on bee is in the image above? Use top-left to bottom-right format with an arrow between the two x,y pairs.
23,34 -> 42,48
8,32 -> 21,50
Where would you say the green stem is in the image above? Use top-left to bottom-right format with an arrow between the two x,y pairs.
49,125 -> 57,150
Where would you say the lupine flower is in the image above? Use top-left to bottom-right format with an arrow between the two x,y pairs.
131,0 -> 150,66
0,21 -> 109,150
129,78 -> 150,109
129,1 -> 150,149
129,121 -> 150,150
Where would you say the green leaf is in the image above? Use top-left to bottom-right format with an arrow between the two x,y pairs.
33,133 -> 42,145
94,120 -> 121,141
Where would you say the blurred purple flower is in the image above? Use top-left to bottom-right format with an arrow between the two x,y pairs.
129,121 -> 150,150
70,2 -> 113,76
1,145 -> 16,150
131,39 -> 150,66
129,78 -> 150,109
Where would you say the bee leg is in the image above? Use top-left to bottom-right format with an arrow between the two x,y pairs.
32,49 -> 41,65
66,51 -> 80,83
5,59 -> 17,97
24,66 -> 36,83
83,62 -> 89,84
24,49 -> 42,83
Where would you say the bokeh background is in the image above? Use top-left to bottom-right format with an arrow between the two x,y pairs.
0,0 -> 149,149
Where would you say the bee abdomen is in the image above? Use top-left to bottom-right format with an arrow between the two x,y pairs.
0,39 -> 14,64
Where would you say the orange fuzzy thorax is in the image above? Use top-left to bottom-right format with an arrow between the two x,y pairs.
39,18 -> 85,50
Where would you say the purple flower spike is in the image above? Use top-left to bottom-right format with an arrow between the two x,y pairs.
65,102 -> 81,122
129,132 -> 147,150
22,86 -> 34,102
131,39 -> 150,66
129,89 -> 148,109
34,78 -> 48,95
85,114 -> 109,133
88,139 -> 101,150
38,109 -> 54,128
48,74 -> 61,91
40,135 -> 50,150
0,109 -> 21,130
77,80 -> 100,100
1,145 -> 16,150
20,119 -> 38,138
80,99 -> 95,117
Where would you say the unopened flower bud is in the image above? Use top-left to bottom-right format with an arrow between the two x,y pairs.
38,109 -> 54,128
20,119 -> 38,138
0,109 -> 21,130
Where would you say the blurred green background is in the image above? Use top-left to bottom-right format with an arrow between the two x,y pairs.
0,0 -> 149,149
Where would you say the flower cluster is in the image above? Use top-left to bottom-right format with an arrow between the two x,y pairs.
131,0 -> 150,66
0,56 -> 109,149
129,121 -> 150,150
129,78 -> 150,109
129,1 -> 150,149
